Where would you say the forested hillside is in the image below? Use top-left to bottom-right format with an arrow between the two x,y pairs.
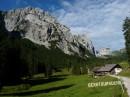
0,10 -> 94,84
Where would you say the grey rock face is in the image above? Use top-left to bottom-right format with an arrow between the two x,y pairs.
2,7 -> 95,57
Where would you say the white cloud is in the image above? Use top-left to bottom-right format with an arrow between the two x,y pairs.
53,0 -> 130,50
62,1 -> 72,7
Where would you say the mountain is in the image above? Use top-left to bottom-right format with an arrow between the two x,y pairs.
1,7 -> 95,57
0,7 -> 96,81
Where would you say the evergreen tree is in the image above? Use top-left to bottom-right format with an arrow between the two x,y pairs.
81,64 -> 88,74
72,64 -> 81,75
123,17 -> 130,63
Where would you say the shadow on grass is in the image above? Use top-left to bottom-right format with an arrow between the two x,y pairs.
0,84 -> 74,96
1,79 -> 23,86
2,76 -> 67,86
24,77 -> 66,86
51,74 -> 69,78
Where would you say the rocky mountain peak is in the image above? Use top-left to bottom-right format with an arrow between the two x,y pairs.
1,7 -> 95,57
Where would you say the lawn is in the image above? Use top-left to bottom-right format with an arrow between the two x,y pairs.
0,73 -> 128,97
119,61 -> 130,68
119,61 -> 130,78
119,69 -> 130,78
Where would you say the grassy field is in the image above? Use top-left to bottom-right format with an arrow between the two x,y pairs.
119,61 -> 130,68
0,72 -> 128,97
119,61 -> 130,77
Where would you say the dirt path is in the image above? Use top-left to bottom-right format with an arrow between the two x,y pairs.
110,75 -> 130,97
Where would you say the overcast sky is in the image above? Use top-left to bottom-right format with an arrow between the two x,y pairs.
0,0 -> 130,50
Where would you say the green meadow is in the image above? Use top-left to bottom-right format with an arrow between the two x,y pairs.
119,61 -> 130,78
0,72 -> 128,97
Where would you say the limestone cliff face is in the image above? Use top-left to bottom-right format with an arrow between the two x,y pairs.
2,7 -> 95,57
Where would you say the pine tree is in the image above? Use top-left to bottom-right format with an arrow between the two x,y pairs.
123,17 -> 130,63
72,64 -> 81,75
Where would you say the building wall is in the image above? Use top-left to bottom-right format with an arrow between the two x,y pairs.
114,68 -> 122,75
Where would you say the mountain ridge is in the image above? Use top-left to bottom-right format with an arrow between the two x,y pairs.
1,7 -> 95,57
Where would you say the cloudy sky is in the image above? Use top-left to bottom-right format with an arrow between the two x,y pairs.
0,0 -> 130,50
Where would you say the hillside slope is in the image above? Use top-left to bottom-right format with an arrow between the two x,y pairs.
2,7 -> 95,57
